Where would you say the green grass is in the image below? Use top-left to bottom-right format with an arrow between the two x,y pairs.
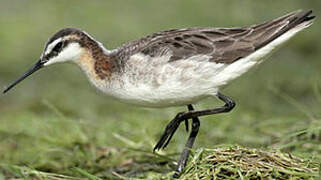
1,145 -> 320,179
1,0 -> 321,179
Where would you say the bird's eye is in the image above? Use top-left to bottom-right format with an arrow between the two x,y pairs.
52,42 -> 63,53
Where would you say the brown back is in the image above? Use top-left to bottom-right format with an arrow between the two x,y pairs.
114,10 -> 314,64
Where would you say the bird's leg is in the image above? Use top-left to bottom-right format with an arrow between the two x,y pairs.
153,92 -> 235,177
184,119 -> 189,132
153,92 -> 235,151
173,104 -> 200,178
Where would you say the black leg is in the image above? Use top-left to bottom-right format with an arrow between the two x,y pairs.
184,119 -> 189,132
153,92 -> 235,177
173,104 -> 200,178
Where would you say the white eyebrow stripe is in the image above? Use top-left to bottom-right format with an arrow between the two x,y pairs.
43,38 -> 63,57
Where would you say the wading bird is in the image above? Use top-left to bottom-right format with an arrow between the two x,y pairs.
3,10 -> 314,177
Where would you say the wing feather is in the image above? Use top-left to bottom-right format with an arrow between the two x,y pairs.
112,10 -> 314,64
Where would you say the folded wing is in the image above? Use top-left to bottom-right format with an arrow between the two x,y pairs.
115,10 -> 314,64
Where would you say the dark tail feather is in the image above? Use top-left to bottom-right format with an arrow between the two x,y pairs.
287,10 -> 315,27
255,10 -> 315,50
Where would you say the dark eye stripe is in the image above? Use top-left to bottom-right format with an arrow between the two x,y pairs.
43,39 -> 76,61
44,41 -> 64,60
52,41 -> 63,53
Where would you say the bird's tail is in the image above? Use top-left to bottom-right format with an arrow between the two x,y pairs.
253,10 -> 315,50
213,10 -> 315,88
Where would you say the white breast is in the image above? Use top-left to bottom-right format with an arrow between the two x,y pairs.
99,54 -> 225,107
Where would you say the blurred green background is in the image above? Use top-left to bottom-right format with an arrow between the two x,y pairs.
0,0 -> 320,178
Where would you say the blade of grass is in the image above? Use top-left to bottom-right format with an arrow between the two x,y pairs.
72,167 -> 102,180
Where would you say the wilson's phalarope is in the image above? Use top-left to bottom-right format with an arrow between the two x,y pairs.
3,10 -> 315,177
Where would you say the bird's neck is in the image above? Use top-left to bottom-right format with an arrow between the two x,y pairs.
77,45 -> 115,84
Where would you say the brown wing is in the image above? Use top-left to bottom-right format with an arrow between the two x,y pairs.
115,10 -> 314,64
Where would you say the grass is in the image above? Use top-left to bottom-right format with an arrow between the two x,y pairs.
1,93 -> 321,179
181,146 -> 319,179
1,146 -> 320,179
1,0 -> 321,179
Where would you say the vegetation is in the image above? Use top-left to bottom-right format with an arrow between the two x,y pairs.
0,1 -> 320,179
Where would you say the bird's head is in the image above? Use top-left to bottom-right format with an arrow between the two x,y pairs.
3,28 -> 105,93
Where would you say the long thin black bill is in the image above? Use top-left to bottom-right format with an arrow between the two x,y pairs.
3,60 -> 44,94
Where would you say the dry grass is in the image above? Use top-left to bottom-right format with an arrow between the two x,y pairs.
181,146 -> 319,180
